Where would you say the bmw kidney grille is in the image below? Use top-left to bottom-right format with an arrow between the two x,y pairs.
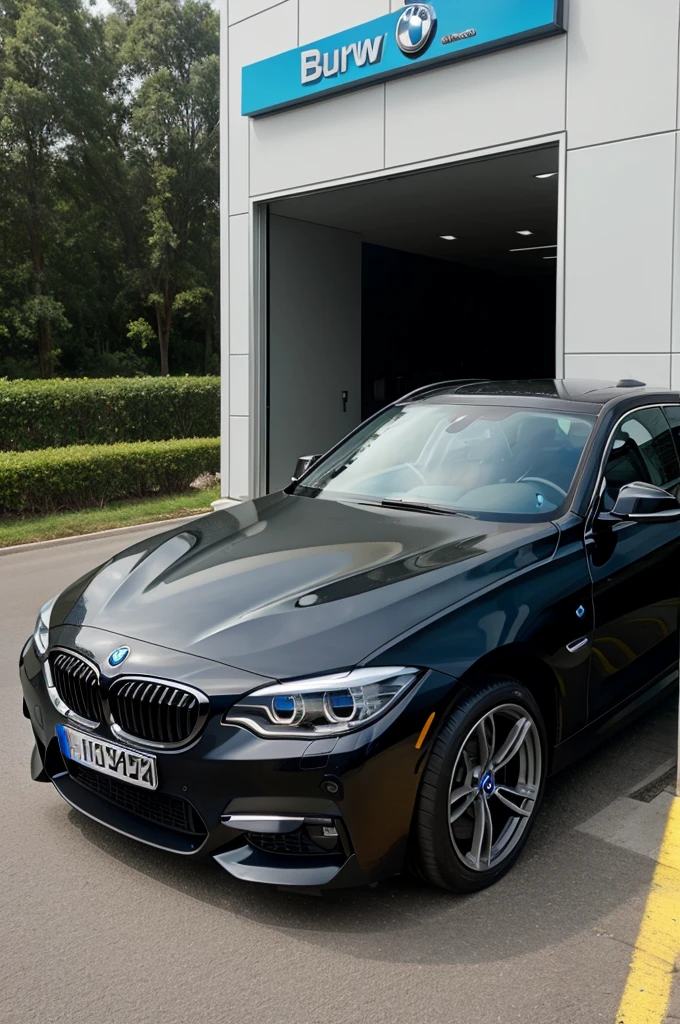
107,678 -> 207,746
49,651 -> 102,726
48,650 -> 208,747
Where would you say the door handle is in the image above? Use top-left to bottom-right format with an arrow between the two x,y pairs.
566,637 -> 590,654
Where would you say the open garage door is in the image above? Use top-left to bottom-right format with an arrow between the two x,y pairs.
265,143 -> 560,492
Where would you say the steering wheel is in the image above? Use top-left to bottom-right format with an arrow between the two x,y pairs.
520,477 -> 568,502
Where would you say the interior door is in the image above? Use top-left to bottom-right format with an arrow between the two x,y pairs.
588,406 -> 680,721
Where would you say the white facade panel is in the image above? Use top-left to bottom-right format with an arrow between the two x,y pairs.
229,214 -> 250,354
566,0 -> 680,150
566,354 -> 671,388
228,1 -> 298,214
229,415 -> 250,499
564,133 -> 676,357
250,85 -> 385,196
229,0 -> 289,26
219,0 -> 230,490
384,36 -> 566,168
299,0 -> 389,45
229,354 -> 250,416
673,134 -> 680,353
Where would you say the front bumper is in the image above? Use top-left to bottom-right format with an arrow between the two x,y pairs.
20,625 -> 459,889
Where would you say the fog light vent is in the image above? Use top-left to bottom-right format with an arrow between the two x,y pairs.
246,826 -> 339,857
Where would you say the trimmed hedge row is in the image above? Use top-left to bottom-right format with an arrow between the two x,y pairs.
0,377 -> 220,451
0,438 -> 221,515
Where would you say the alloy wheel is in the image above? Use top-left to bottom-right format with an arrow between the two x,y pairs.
447,703 -> 542,872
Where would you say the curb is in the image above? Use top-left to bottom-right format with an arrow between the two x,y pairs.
0,511 -> 212,558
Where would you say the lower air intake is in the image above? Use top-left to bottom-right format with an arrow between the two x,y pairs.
68,761 -> 207,837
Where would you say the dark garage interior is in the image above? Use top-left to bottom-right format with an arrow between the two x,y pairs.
361,241 -> 557,419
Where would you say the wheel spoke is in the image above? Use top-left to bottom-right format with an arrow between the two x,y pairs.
450,787 -> 477,823
494,783 -> 537,818
476,716 -> 492,769
467,795 -> 493,870
487,713 -> 496,763
491,717 -> 532,772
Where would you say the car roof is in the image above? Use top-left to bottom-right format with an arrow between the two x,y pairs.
402,378 -> 680,413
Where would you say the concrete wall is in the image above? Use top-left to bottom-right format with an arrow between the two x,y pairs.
221,0 -> 680,498
268,215 -> 362,492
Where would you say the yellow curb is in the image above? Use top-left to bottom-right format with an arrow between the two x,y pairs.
616,797 -> 680,1023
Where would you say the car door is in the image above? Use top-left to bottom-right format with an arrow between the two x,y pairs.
587,406 -> 680,721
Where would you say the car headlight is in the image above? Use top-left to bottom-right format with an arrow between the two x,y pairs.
33,597 -> 57,656
223,666 -> 420,738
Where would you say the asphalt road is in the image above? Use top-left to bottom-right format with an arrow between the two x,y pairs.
1,526 -> 678,1024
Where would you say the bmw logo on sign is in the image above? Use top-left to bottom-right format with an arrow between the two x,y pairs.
395,4 -> 437,58
108,646 -> 130,668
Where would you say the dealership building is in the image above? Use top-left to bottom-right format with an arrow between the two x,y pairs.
217,0 -> 680,503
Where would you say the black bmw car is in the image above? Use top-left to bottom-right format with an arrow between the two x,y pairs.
20,379 -> 680,893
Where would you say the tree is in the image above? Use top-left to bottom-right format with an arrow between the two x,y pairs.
121,0 -> 219,376
0,0 -> 117,377
0,0 -> 221,380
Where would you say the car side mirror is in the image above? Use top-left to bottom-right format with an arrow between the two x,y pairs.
292,454 -> 321,484
601,481 -> 680,523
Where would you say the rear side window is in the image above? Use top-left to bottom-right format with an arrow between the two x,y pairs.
663,405 -> 680,474
603,407 -> 680,508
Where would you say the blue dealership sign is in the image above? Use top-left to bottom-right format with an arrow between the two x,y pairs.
242,0 -> 565,117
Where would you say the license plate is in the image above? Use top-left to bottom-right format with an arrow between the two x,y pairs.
56,723 -> 158,791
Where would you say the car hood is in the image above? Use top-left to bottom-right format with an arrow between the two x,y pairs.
53,493 -> 558,680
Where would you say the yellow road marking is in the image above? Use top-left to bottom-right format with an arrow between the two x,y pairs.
615,797 -> 680,1024
415,712 -> 436,750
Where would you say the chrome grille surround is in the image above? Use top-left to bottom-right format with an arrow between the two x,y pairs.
107,677 -> 210,750
46,650 -> 102,729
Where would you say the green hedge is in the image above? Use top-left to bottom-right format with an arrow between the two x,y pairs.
0,438 -> 221,515
0,377 -> 220,451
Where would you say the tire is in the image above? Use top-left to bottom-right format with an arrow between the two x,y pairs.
416,677 -> 547,893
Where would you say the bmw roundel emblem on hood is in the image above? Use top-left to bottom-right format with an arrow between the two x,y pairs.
108,646 -> 130,667
395,4 -> 437,58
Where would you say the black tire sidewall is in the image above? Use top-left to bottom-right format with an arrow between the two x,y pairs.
417,677 -> 547,893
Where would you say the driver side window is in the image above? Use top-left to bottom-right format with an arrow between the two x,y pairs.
602,408 -> 680,510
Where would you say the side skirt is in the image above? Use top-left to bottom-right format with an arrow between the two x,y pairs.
550,666 -> 678,775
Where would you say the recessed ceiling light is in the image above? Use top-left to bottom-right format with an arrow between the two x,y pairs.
535,172 -> 558,180
509,244 -> 558,253
517,230 -> 533,236
543,256 -> 557,260
440,235 -> 457,241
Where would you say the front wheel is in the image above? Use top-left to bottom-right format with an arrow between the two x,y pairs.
416,678 -> 547,893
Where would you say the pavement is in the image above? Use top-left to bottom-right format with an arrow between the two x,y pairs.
0,526 -> 678,1024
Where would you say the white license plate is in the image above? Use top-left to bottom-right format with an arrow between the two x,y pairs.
56,724 -> 158,791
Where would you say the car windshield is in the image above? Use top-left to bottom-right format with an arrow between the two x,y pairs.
297,402 -> 596,518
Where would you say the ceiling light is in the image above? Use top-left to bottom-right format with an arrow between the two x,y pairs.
509,243 -> 558,253
516,230 -> 533,236
440,235 -> 457,241
535,172 -> 558,179
543,256 -> 557,260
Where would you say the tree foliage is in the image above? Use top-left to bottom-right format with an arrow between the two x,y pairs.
0,0 -> 220,378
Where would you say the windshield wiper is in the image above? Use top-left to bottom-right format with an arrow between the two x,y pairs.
379,498 -> 474,518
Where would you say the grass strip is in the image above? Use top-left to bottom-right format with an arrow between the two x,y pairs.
0,487 -> 221,548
